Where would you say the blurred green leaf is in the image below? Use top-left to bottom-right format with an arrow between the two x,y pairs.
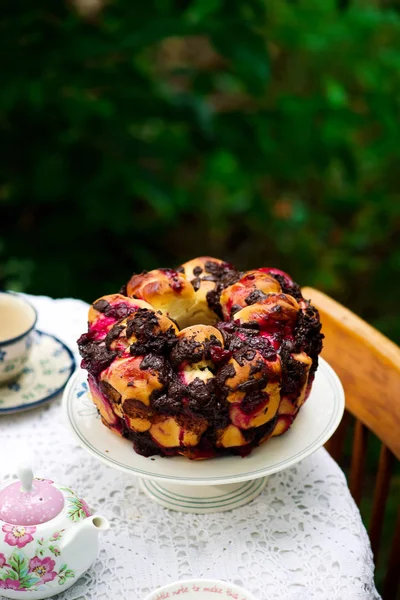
324,78 -> 348,107
185,0 -> 222,24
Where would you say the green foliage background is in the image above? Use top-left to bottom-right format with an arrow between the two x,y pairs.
1,0 -> 400,592
2,0 -> 400,342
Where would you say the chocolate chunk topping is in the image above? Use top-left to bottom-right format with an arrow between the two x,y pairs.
240,390 -> 269,413
93,299 -> 139,321
215,362 -> 236,389
126,308 -> 158,339
170,334 -> 222,367
191,277 -> 201,291
124,430 -> 163,457
223,326 -> 277,362
150,393 -> 182,415
126,309 -> 177,356
193,266 -> 203,276
170,337 -> 203,367
279,341 -> 308,397
77,332 -> 116,375
140,353 -> 173,388
93,299 -> 109,312
140,353 -> 166,372
233,347 -> 257,365
230,304 -> 242,316
105,324 -> 125,348
237,374 -> 269,393
206,289 -> 222,318
272,274 -> 302,300
245,290 -> 268,305
294,304 -> 324,375
203,261 -> 241,318
168,377 -> 186,401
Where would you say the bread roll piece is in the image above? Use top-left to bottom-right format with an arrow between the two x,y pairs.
220,270 -> 281,319
181,256 -> 227,325
234,294 -> 300,333
127,269 -> 196,328
88,294 -> 153,340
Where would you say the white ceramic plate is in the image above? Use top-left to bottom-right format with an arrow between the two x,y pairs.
144,579 -> 255,600
63,357 -> 344,486
0,331 -> 75,414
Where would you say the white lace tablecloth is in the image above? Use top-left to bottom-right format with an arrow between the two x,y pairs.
0,296 -> 380,600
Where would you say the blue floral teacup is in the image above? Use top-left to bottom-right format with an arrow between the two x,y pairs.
0,292 -> 37,384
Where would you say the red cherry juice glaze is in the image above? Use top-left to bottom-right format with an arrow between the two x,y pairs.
230,397 -> 270,428
225,296 -> 234,316
90,301 -> 138,340
90,315 -> 118,340
259,267 -> 294,287
187,447 -> 217,460
258,314 -> 294,339
120,359 -> 146,381
209,345 -> 232,364
259,330 -> 295,351
236,445 -> 253,457
259,331 -> 281,350
161,268 -> 184,293
179,370 -> 189,384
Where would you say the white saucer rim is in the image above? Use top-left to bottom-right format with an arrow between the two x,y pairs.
143,578 -> 256,600
0,330 -> 76,414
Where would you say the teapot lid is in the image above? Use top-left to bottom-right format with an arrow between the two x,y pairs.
0,466 -> 64,526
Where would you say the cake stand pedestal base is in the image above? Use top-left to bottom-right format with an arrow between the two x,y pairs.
139,477 -> 267,513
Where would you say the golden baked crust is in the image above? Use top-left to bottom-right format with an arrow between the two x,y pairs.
78,258 -> 323,459
127,269 -> 196,327
220,270 -> 281,319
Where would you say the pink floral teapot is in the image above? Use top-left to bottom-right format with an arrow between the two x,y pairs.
0,466 -> 109,599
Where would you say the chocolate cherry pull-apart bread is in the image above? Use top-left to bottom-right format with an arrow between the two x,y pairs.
78,257 -> 323,459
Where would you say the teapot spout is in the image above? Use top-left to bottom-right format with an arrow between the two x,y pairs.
86,514 -> 110,532
61,514 -> 109,573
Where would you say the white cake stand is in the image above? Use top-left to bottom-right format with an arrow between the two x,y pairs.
63,358 -> 344,513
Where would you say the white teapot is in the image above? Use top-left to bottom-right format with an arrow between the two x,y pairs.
0,466 -> 109,599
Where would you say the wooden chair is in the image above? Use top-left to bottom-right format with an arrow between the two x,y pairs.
302,287 -> 400,600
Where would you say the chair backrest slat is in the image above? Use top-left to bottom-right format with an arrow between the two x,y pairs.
384,506 -> 400,600
302,287 -> 400,462
369,444 -> 394,566
349,419 -> 368,507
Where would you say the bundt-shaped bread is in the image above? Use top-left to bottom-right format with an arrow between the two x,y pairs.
78,258 -> 323,459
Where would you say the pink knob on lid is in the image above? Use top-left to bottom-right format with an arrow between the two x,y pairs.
0,467 -> 64,526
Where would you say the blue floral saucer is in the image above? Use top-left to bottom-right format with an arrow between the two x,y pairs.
0,331 -> 75,414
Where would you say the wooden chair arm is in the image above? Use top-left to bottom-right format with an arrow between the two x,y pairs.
302,287 -> 400,461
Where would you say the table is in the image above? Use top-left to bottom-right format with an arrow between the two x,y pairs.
0,295 -> 381,599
